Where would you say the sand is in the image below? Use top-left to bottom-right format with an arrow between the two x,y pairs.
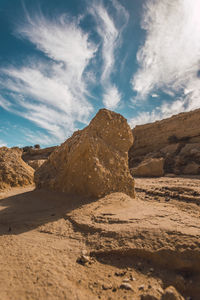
0,176 -> 200,300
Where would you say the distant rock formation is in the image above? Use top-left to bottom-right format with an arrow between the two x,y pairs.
129,108 -> 200,176
0,147 -> 34,189
27,159 -> 46,170
131,158 -> 164,177
35,109 -> 135,198
22,146 -> 57,162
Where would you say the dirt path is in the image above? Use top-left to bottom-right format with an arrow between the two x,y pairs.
0,177 -> 200,299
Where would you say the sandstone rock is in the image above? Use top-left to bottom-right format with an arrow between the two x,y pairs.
129,109 -> 200,161
160,144 -> 180,156
129,109 -> 200,174
120,282 -> 133,290
131,158 -> 164,177
22,146 -> 57,162
179,143 -> 200,156
161,286 -> 184,300
0,147 -> 34,190
27,159 -> 46,170
35,109 -> 135,198
182,162 -> 200,175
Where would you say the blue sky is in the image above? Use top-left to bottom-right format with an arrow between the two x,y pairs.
0,0 -> 200,147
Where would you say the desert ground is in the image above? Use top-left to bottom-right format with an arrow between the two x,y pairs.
1,176 -> 199,300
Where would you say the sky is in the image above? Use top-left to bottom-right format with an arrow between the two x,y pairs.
0,0 -> 200,148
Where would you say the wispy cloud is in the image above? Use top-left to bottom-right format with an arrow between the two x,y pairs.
90,1 -> 128,109
0,12 -> 97,143
129,98 -> 188,128
132,0 -> 200,116
102,85 -> 121,110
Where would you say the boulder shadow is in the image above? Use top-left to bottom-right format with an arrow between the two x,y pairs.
0,187 -> 97,236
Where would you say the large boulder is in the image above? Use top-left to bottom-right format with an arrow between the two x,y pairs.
0,147 -> 34,189
35,109 -> 135,198
131,158 -> 164,177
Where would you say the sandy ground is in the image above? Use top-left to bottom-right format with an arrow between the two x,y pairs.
0,176 -> 200,300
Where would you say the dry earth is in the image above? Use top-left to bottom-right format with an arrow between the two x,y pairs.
0,176 -> 200,300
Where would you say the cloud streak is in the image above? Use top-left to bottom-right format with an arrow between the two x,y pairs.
132,0 -> 200,120
90,1 -> 128,109
0,12 -> 97,143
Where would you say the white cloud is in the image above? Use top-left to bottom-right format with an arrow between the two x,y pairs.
0,95 -> 12,110
151,94 -> 159,98
0,12 -> 97,143
129,97 -> 188,128
132,0 -> 200,113
103,85 -> 121,110
90,1 -> 128,109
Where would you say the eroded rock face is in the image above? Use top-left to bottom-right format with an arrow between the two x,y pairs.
129,109 -> 200,175
162,286 -> 184,300
0,147 -> 34,189
35,109 -> 135,198
131,158 -> 164,177
27,159 -> 46,170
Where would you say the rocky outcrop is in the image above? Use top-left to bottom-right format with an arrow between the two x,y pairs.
162,286 -> 184,300
129,109 -> 200,176
35,109 -> 135,198
22,146 -> 57,163
131,158 -> 164,177
0,147 -> 34,189
27,159 -> 46,170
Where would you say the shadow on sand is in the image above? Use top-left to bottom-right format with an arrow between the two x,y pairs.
0,187 -> 97,236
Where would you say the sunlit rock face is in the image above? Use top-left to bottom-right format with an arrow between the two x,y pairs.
0,147 -> 34,190
129,108 -> 200,175
35,109 -> 135,198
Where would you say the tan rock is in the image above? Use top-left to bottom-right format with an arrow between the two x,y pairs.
161,286 -> 184,300
35,109 -> 135,198
131,158 -> 164,177
160,144 -> 180,156
27,159 -> 46,170
182,162 -> 200,175
179,143 -> 200,156
0,147 -> 34,190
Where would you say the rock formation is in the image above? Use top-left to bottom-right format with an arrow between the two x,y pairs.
0,147 -> 34,189
35,109 -> 135,198
27,159 -> 46,170
22,146 -> 57,160
129,108 -> 200,176
131,158 -> 164,177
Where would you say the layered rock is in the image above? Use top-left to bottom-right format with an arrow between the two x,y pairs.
22,146 -> 57,164
0,147 -> 34,189
35,109 -> 135,198
131,158 -> 164,177
129,108 -> 200,176
27,159 -> 46,170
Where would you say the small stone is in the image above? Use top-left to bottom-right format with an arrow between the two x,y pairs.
115,271 -> 127,277
112,287 -> 117,292
76,255 -> 91,265
81,250 -> 88,256
130,274 -> 136,281
123,278 -> 130,283
120,283 -> 133,291
102,283 -> 112,290
139,284 -> 145,290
